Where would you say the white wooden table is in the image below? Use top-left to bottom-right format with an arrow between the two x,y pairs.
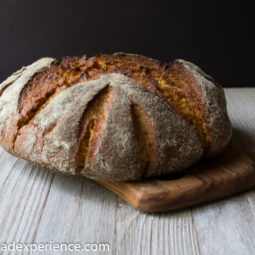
0,88 -> 255,255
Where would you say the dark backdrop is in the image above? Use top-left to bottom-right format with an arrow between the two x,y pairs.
0,0 -> 254,87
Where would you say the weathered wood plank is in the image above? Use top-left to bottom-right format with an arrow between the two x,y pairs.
0,149 -> 54,245
0,88 -> 254,255
192,88 -> 255,255
33,175 -> 117,254
225,88 -> 255,161
115,201 -> 200,255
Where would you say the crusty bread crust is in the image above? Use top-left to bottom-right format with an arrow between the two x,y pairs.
0,53 -> 232,180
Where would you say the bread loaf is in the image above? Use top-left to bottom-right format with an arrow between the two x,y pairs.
0,53 -> 232,180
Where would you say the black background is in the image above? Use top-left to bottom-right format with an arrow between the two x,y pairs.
0,0 -> 254,87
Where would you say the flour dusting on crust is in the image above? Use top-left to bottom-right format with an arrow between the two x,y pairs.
0,58 -> 56,151
0,55 -> 232,180
177,59 -> 232,156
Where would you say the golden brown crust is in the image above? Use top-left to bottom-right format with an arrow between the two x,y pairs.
131,103 -> 157,177
75,85 -> 114,173
0,53 -> 232,181
18,53 -> 212,153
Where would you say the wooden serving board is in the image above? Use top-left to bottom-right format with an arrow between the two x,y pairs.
96,146 -> 255,212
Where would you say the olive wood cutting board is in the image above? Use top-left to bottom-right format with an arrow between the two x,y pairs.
96,145 -> 255,212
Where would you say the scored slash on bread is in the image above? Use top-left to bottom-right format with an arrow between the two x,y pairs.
0,53 -> 232,181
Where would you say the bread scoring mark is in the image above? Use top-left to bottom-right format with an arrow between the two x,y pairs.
0,58 -> 56,151
75,85 -> 114,173
14,88 -> 58,149
15,56 -> 110,147
158,61 -> 213,153
15,54 -> 212,154
156,77 -> 211,152
0,83 -> 14,97
130,103 -> 157,177
95,54 -> 212,153
14,57 -> 95,149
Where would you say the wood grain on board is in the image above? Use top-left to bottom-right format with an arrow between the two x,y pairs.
97,145 -> 255,212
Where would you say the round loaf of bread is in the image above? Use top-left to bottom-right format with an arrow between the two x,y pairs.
0,53 -> 232,180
